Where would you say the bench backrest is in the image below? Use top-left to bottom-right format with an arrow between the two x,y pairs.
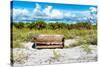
32,34 -> 64,42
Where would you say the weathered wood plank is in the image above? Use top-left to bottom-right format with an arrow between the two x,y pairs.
36,45 -> 63,49
32,34 -> 64,42
36,42 -> 63,44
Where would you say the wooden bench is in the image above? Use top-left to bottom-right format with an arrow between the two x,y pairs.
32,34 -> 64,49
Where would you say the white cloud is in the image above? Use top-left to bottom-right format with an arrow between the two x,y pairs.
64,12 -> 76,18
72,11 -> 90,17
33,3 -> 41,14
50,9 -> 64,19
32,3 -> 64,19
12,8 -> 31,21
13,8 -> 29,16
88,7 -> 97,23
12,3 -> 97,23
89,7 -> 97,13
12,3 -> 75,21
43,6 -> 52,16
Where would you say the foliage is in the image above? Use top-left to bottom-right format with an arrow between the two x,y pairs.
12,50 -> 28,64
53,50 -> 61,60
12,21 -> 96,30
25,22 -> 35,29
13,22 -> 24,29
34,20 -> 47,30
12,20 -> 97,48
48,22 -> 66,29
75,22 -> 92,29
64,30 -> 97,51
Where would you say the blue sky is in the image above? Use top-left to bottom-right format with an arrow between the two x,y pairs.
11,1 -> 97,24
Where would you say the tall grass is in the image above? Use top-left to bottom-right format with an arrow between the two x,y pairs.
12,27 -> 97,48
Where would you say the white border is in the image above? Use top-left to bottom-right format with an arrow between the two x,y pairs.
0,0 -> 99,67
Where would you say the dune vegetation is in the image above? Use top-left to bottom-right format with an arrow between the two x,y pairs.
11,20 -> 97,49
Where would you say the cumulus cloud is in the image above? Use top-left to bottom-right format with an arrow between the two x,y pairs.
50,9 -> 64,19
64,12 -> 76,18
43,6 -> 52,16
89,7 -> 97,13
13,8 -> 29,17
88,7 -> 97,23
33,3 -> 42,16
12,8 -> 31,21
12,3 -> 97,23
12,3 -> 65,21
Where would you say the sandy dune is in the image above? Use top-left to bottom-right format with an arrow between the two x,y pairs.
13,39 -> 97,67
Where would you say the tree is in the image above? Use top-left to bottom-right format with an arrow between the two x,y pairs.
48,22 -> 66,29
34,20 -> 47,30
13,22 -> 24,29
76,22 -> 92,29
27,22 -> 35,29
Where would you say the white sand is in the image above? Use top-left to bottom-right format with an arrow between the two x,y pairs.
13,39 -> 97,67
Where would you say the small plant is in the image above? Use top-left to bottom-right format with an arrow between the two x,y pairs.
87,34 -> 97,45
81,44 -> 91,54
12,50 -> 28,64
52,50 -> 61,60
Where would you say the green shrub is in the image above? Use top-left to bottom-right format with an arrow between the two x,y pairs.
88,34 -> 97,45
81,34 -> 97,45
52,50 -> 61,60
34,20 -> 47,30
27,22 -> 35,29
13,22 -> 24,29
